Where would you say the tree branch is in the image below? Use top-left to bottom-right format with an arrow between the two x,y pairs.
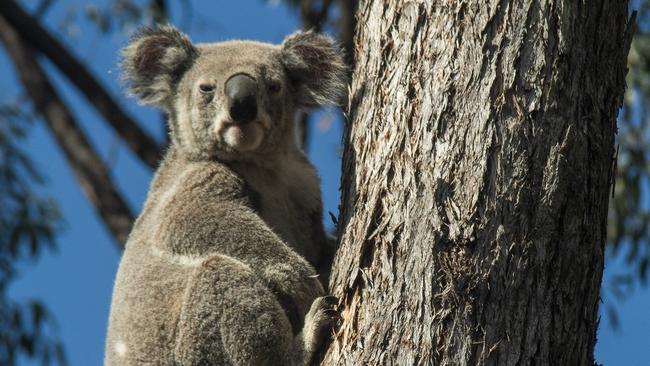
300,0 -> 332,31
338,0 -> 357,72
0,14 -> 133,249
0,0 -> 163,169
296,0 -> 334,150
150,0 -> 168,24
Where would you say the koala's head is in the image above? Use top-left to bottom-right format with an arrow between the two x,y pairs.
121,25 -> 347,161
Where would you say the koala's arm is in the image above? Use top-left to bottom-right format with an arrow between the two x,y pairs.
158,197 -> 324,321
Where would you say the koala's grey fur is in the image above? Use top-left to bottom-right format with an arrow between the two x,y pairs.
105,25 -> 347,366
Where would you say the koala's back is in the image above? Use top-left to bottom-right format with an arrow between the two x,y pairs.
105,243 -> 189,364
106,243 -> 294,365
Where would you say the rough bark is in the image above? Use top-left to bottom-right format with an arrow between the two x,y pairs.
0,15 -> 134,248
324,1 -> 632,365
0,0 -> 163,169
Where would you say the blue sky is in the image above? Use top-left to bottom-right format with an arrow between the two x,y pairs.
1,1 -> 648,365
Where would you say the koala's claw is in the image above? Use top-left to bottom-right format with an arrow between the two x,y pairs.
324,308 -> 339,318
318,296 -> 341,327
264,263 -> 326,321
323,295 -> 339,306
301,295 -> 342,355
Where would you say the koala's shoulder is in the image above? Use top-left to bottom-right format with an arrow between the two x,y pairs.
154,150 -> 248,204
182,162 -> 248,201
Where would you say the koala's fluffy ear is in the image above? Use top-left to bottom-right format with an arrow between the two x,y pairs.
121,25 -> 198,108
280,31 -> 348,108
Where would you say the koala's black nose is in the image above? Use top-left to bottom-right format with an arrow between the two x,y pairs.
225,74 -> 258,124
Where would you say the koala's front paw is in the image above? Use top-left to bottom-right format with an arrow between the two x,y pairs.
264,262 -> 325,330
302,295 -> 340,354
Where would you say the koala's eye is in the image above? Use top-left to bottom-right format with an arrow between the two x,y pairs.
268,81 -> 282,94
199,84 -> 215,93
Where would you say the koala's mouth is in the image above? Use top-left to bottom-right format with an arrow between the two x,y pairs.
217,119 -> 268,153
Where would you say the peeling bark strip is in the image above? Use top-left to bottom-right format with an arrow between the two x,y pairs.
325,1 -> 632,365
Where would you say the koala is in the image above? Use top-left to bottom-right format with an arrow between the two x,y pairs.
105,25 -> 347,366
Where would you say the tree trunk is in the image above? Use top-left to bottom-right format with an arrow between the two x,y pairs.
324,1 -> 633,365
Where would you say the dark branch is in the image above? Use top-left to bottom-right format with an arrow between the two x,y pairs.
35,0 -> 55,17
300,0 -> 332,31
297,0 -> 334,150
338,0 -> 357,71
150,0 -> 168,24
0,14 -> 133,249
0,0 -> 163,169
